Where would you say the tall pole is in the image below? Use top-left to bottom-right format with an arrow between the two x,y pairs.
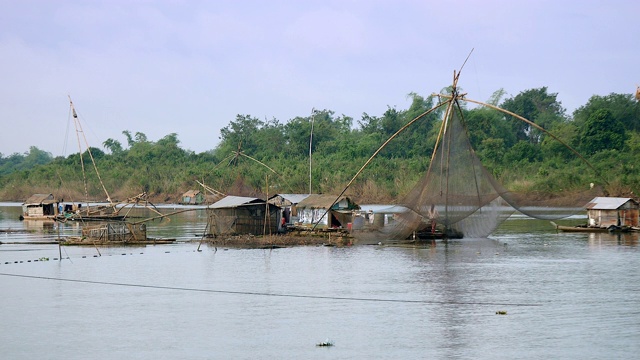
309,108 -> 316,194
57,221 -> 62,261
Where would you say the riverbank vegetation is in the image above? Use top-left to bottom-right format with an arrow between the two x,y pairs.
1,87 -> 639,203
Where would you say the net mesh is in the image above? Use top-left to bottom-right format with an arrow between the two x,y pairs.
351,98 -> 604,243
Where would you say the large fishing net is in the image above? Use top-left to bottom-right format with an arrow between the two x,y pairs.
350,95 -> 603,243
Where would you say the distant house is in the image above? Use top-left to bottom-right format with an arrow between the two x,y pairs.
295,194 -> 359,229
354,204 -> 409,230
206,196 -> 280,236
21,193 -> 59,220
268,193 -> 311,227
180,190 -> 205,205
585,197 -> 639,228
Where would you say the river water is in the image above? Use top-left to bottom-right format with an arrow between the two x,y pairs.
0,203 -> 638,359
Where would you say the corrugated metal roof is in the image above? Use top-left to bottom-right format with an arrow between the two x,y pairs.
358,204 -> 411,213
372,205 -> 410,213
270,194 -> 311,204
358,204 -> 392,212
208,195 -> 263,209
585,197 -> 638,210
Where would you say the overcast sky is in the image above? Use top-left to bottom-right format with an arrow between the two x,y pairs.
1,0 -> 638,157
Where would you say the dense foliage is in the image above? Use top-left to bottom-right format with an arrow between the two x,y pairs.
1,88 -> 639,203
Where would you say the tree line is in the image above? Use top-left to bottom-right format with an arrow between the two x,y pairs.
1,87 -> 639,203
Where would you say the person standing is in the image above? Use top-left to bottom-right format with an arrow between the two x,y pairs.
428,205 -> 439,233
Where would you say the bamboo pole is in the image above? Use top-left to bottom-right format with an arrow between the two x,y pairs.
311,101 -> 450,230
68,96 -> 116,210
442,95 -> 605,185
130,208 -> 198,225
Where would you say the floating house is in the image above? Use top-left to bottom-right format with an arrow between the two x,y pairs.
268,193 -> 311,226
180,190 -> 205,205
206,196 -> 280,236
354,204 -> 408,230
295,194 -> 359,229
585,197 -> 639,228
21,193 -> 59,220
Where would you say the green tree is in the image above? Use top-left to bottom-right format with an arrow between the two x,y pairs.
504,141 -> 541,163
540,122 -> 579,161
501,87 -> 567,144
103,138 -> 123,155
218,114 -> 263,156
579,109 -> 626,155
573,93 -> 640,131
122,130 -> 134,147
464,107 -> 516,151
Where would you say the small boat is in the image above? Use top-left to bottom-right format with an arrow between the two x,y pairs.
551,222 -> 634,233
55,203 -> 126,222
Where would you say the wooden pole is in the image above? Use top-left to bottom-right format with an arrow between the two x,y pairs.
311,101 -> 449,230
57,222 -> 62,261
309,108 -> 316,194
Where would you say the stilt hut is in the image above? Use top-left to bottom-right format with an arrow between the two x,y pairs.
207,196 -> 280,236
268,193 -> 311,228
585,197 -> 639,228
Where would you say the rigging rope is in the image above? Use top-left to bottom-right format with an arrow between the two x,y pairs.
0,272 -> 541,307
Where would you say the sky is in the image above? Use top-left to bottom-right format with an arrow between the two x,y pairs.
1,0 -> 638,157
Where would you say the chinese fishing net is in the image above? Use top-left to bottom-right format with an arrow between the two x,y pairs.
350,95 -> 604,243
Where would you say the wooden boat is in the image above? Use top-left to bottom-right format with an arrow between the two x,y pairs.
55,98 -> 165,223
551,222 -> 634,233
55,204 -> 126,222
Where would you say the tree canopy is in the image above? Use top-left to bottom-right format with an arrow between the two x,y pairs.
1,86 -> 639,202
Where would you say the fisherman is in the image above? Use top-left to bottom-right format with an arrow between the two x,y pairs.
428,205 -> 439,233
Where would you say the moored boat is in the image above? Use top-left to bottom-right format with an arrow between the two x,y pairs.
552,222 -> 635,233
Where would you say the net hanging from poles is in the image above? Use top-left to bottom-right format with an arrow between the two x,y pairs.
349,81 -> 605,243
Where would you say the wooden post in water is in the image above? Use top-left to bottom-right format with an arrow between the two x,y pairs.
57,222 -> 62,261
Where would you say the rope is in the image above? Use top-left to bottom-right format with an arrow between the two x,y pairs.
0,272 -> 540,307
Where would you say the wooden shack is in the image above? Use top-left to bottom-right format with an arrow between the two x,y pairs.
268,193 -> 311,227
180,190 -> 205,205
585,197 -> 639,228
295,194 -> 359,229
207,196 -> 280,236
21,193 -> 59,220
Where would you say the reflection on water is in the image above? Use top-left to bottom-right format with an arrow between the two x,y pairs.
586,231 -> 639,246
0,204 -> 639,359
